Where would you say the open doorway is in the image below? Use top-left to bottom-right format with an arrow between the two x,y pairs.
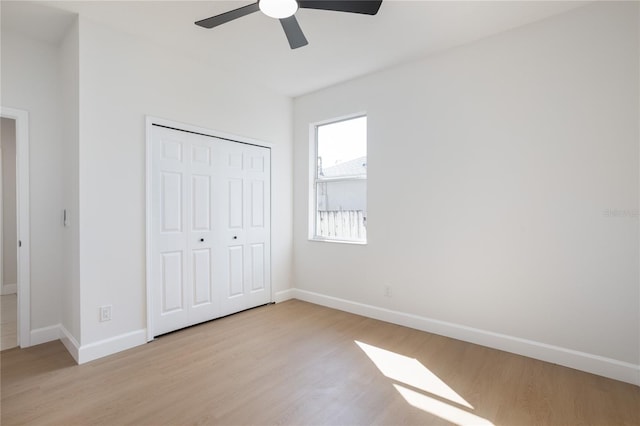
0,107 -> 30,350
1,117 -> 18,350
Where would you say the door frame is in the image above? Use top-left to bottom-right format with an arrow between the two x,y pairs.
144,116 -> 273,342
1,107 -> 31,348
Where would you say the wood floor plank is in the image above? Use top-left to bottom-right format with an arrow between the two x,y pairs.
1,300 -> 638,425
0,294 -> 18,351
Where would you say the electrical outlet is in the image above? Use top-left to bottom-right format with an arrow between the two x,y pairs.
384,285 -> 392,298
99,305 -> 112,322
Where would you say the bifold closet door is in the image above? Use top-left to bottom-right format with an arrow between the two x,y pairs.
213,140 -> 271,318
151,125 -> 271,337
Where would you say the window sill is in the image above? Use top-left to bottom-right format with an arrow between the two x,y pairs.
309,237 -> 367,245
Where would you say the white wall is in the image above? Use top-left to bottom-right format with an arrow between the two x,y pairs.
1,31 -> 66,330
293,1 -> 639,375
1,117 -> 17,292
59,19 -> 81,342
77,17 -> 293,347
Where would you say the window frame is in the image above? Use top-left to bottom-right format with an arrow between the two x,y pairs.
309,113 -> 368,244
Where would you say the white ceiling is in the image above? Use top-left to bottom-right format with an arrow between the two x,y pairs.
2,1 -> 589,97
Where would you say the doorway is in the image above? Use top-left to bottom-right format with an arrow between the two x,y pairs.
1,117 -> 18,350
0,107 -> 30,349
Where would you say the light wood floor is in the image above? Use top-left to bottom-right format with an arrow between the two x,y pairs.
0,294 -> 17,351
1,300 -> 638,425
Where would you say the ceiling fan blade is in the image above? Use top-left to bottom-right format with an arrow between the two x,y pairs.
280,15 -> 309,49
195,2 -> 260,29
298,0 -> 382,15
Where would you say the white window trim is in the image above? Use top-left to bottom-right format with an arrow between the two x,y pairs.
308,113 -> 367,244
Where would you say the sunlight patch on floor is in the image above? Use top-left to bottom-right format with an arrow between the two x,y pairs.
355,340 -> 473,409
355,340 -> 495,426
394,384 -> 494,426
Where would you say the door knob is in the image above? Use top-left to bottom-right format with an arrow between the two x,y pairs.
233,236 -> 238,240
200,238 -> 204,242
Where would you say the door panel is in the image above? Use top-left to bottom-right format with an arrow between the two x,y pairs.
216,141 -> 271,316
251,180 -> 264,228
162,139 -> 182,161
228,179 -> 243,229
161,172 -> 182,232
192,144 -> 211,165
152,127 -> 189,335
192,175 -> 211,231
184,134 -> 217,325
228,245 -> 244,297
192,249 -> 212,306
250,243 -> 265,291
161,251 -> 183,313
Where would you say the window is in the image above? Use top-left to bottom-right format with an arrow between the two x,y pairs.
312,115 -> 367,243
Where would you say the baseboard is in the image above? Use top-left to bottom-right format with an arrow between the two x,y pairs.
59,325 -> 80,363
30,324 -> 81,363
1,283 -> 17,295
30,324 -> 61,346
292,289 -> 640,386
274,288 -> 295,303
30,326 -> 146,364
77,329 -> 147,364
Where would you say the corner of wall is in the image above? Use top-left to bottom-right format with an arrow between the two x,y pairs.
59,324 -> 80,363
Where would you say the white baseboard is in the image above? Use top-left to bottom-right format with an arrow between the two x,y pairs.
293,289 -> 640,386
1,283 -> 17,295
274,288 -> 295,303
31,324 -> 146,365
77,329 -> 147,364
59,325 -> 80,363
30,324 -> 61,346
30,324 -> 80,364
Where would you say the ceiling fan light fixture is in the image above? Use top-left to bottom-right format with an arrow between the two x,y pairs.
195,0 -> 383,50
259,0 -> 298,19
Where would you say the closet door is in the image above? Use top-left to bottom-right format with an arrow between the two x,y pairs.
185,133 -> 218,326
151,125 -> 271,337
215,140 -> 271,317
151,127 -> 218,335
151,126 -> 191,335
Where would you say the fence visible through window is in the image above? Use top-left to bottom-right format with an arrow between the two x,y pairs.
313,115 -> 367,243
316,210 -> 366,240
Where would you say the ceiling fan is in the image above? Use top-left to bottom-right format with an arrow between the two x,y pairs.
195,0 -> 383,49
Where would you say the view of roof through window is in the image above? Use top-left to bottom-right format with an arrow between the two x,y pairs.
317,116 -> 367,178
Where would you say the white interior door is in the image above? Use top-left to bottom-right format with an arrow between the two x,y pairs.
151,125 -> 270,336
215,140 -> 271,317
